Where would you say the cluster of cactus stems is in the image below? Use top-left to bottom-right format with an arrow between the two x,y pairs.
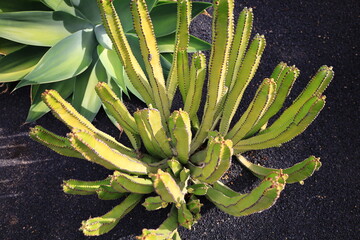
29,0 -> 333,239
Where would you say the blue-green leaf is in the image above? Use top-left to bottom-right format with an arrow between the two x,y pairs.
16,29 -> 97,89
41,0 -> 76,15
0,38 -> 25,55
72,58 -> 107,121
97,45 -> 128,95
0,11 -> 92,46
0,0 -> 48,12
157,34 -> 211,53
94,25 -> 112,50
150,1 -> 212,37
26,78 -> 75,122
70,0 -> 101,24
0,46 -> 47,83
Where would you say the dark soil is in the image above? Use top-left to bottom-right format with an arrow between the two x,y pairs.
0,0 -> 359,239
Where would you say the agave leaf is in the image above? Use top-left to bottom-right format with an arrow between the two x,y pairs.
94,24 -> 113,50
0,11 -> 91,46
70,0 -> 101,24
0,46 -> 47,83
0,38 -> 25,55
122,69 -> 145,102
152,34 -> 211,53
149,1 -> 212,37
71,58 -> 107,121
0,0 -> 48,12
15,29 -> 97,89
26,78 -> 75,122
97,45 -> 128,95
41,0 -> 76,15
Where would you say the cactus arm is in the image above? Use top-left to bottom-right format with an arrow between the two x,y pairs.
226,78 -> 276,143
110,171 -> 154,194
177,203 -> 195,229
187,183 -> 209,196
168,110 -> 192,164
225,7 -> 253,89
183,52 -> 207,122
260,66 -> 333,135
137,206 -> 179,239
41,89 -> 137,157
134,109 -> 160,158
95,82 -> 138,134
81,193 -> 143,236
151,169 -> 185,205
206,172 -> 287,216
29,125 -> 84,159
123,128 -> 142,151
190,136 -> 233,184
212,181 -> 240,198
134,107 -> 173,159
191,0 -> 234,153
234,95 -> 326,152
69,130 -> 150,175
167,158 -> 183,177
293,65 -> 333,104
62,178 -> 111,196
176,50 -> 191,103
97,0 -> 154,105
237,155 -> 322,184
207,0 -> 234,107
131,0 -> 170,119
245,63 -> 299,138
63,177 -> 125,200
142,196 -> 169,211
219,34 -> 266,134
167,0 -> 192,104
96,185 -> 125,200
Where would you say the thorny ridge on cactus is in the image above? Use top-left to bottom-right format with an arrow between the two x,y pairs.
29,0 -> 334,239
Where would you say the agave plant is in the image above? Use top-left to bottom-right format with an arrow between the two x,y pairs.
29,0 -> 333,238
0,0 -> 211,123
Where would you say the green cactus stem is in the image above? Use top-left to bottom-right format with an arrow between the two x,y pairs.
29,0 -> 334,238
237,154 -> 322,184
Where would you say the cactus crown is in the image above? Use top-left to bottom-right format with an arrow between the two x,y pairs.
30,0 -> 333,239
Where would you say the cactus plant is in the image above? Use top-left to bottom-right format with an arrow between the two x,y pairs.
0,0 -> 211,123
29,0 -> 333,239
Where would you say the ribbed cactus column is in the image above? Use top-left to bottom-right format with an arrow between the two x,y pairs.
29,0 -> 334,239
